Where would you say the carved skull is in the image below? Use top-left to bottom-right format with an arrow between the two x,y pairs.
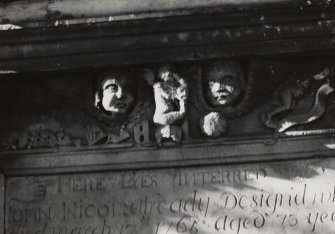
204,61 -> 245,107
97,71 -> 136,116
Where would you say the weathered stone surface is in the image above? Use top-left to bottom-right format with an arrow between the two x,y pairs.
0,0 -> 325,26
1,4 -> 334,234
1,5 -> 335,72
6,158 -> 335,234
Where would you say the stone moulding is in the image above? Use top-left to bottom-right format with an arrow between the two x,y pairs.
0,134 -> 334,176
0,6 -> 335,72
1,0 -> 330,28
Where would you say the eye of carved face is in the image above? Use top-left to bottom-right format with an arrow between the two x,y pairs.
204,62 -> 244,107
100,74 -> 136,116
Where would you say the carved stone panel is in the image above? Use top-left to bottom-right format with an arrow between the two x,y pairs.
6,158 -> 335,234
1,58 -> 335,153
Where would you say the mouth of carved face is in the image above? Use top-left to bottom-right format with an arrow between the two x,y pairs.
115,102 -> 127,109
216,96 -> 227,103
214,89 -> 232,104
102,97 -> 132,115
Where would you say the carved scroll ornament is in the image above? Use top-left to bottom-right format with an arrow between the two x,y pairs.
261,67 -> 334,134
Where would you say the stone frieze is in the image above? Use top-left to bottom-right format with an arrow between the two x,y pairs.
0,58 -> 334,151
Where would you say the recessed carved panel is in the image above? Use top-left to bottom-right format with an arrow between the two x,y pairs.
0,57 -> 334,151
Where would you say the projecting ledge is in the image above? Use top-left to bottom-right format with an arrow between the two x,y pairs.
0,134 -> 334,176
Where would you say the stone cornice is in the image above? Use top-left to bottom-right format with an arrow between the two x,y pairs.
0,6 -> 335,72
0,0 -> 333,27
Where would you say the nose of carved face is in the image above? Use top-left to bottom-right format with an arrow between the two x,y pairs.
102,87 -> 135,115
209,82 -> 234,105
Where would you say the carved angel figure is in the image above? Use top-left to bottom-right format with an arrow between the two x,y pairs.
153,65 -> 188,145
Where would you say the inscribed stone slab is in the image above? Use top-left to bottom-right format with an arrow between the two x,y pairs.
6,158 -> 335,234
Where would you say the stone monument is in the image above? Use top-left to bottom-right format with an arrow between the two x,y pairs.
1,0 -> 335,233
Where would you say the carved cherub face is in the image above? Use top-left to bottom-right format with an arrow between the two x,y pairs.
99,72 -> 136,116
205,61 -> 244,107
